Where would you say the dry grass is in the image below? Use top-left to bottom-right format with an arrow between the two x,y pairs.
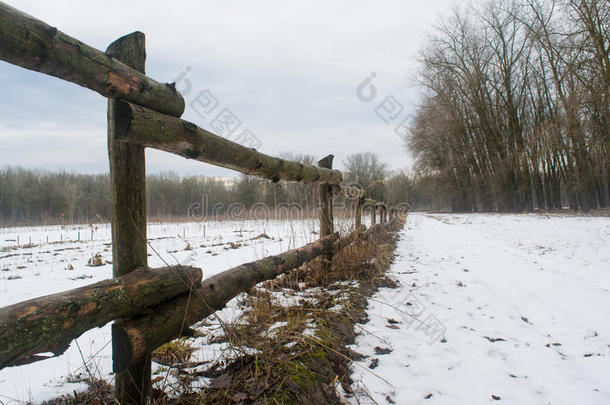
172,221 -> 403,404
45,220 -> 404,405
153,339 -> 197,366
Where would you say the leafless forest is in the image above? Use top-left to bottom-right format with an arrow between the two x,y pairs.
0,153 -> 409,225
407,0 -> 609,211
1,1 -> 607,221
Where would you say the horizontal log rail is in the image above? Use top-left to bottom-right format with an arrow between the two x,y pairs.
112,233 -> 340,371
114,101 -> 343,184
0,265 -> 202,369
0,1 -> 184,117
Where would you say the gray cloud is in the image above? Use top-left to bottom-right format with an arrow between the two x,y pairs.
0,0 -> 455,177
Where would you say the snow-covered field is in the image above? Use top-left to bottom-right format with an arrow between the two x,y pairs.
2,213 -> 609,404
350,212 -> 610,404
0,217 -> 359,404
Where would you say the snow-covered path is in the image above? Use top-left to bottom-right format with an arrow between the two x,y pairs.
350,213 -> 610,404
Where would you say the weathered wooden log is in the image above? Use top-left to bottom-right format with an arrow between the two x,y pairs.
107,33 -> 149,286
114,101 -> 343,184
377,203 -> 387,224
0,2 -> 184,117
317,156 -> 334,272
0,266 -> 202,369
371,205 -> 377,224
112,233 -> 339,372
318,155 -> 335,236
355,197 -> 364,230
106,33 -> 151,405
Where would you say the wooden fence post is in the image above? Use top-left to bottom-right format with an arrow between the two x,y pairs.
318,155 -> 334,271
371,204 -> 377,224
355,196 -> 363,231
106,32 -> 150,405
318,155 -> 334,237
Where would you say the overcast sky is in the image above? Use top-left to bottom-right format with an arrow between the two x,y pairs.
0,0 -> 455,178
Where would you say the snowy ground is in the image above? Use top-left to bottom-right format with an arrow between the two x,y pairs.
2,213 -> 608,404
0,217 -> 360,404
350,212 -> 610,404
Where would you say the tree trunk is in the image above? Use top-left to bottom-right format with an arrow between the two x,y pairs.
0,2 -> 184,117
0,266 -> 202,369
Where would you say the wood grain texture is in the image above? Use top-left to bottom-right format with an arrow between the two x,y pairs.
112,233 -> 340,372
0,266 -> 202,369
114,101 -> 343,184
106,32 -> 150,405
0,2 -> 184,117
317,155 -> 335,237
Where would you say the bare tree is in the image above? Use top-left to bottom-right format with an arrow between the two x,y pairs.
405,0 -> 609,212
343,152 -> 389,201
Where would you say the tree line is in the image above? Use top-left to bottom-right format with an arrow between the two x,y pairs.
0,166 -> 313,225
407,0 -> 608,211
0,153 -> 415,225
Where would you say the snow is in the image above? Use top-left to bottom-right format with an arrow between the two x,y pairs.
350,212 -> 610,404
2,213 -> 608,404
0,218 -> 335,404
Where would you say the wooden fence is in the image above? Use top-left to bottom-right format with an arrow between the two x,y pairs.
0,3 -> 401,403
